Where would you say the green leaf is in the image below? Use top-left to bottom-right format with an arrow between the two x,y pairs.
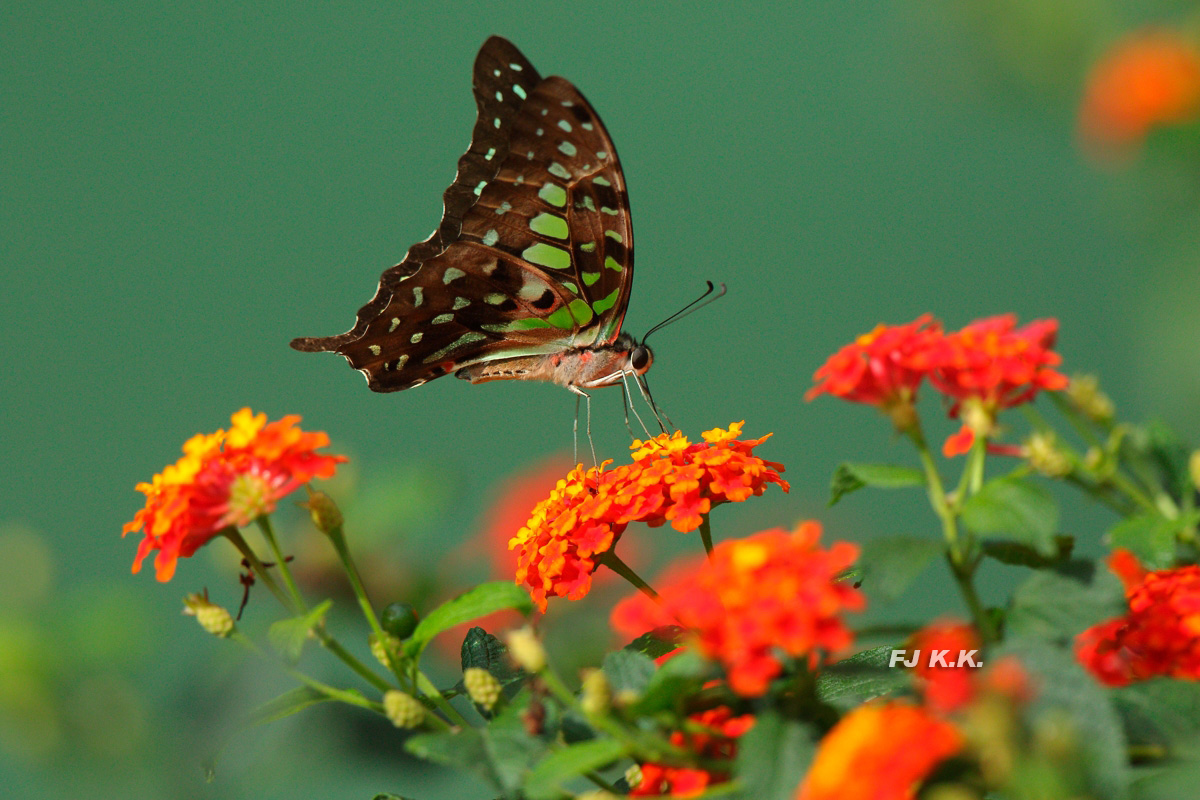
524,739 -> 627,800
602,649 -> 656,696
483,702 -> 547,793
405,582 -> 533,658
405,727 -> 487,771
734,710 -> 816,800
461,626 -> 524,684
855,536 -> 943,603
1130,758 -> 1200,800
241,686 -> 335,728
623,626 -> 684,660
815,645 -> 909,709
370,795 -> 416,800
1114,679 -> 1200,750
960,476 -> 1058,556
1106,514 -> 1178,570
997,638 -> 1129,799
981,535 -> 1074,568
829,463 -> 925,506
1007,563 -> 1126,642
631,650 -> 714,715
266,599 -> 332,664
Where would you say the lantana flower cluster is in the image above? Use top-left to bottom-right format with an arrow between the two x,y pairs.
629,706 -> 755,797
612,522 -> 863,696
510,422 -> 789,611
807,313 -> 1068,455
1076,549 -> 1200,686
123,408 -> 345,581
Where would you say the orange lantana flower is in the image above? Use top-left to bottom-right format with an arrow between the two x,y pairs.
1080,28 -> 1200,158
797,700 -> 963,800
928,315 -> 1067,455
510,422 -> 788,611
806,314 -> 942,430
123,409 -> 346,581
1076,549 -> 1200,686
612,522 -> 863,696
630,706 -> 755,797
908,619 -> 982,713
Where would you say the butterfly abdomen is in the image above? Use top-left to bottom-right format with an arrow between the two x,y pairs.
456,335 -> 644,389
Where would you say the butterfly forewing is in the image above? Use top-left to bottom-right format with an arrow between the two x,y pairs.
291,37 -> 635,392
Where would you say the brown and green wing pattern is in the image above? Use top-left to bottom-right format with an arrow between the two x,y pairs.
290,36 -> 635,392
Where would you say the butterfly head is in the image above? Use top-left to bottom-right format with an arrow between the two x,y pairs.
629,342 -> 653,376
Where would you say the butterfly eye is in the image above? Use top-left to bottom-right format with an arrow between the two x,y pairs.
630,346 -> 650,371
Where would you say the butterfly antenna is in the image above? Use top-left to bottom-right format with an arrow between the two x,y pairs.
642,281 -> 728,344
620,371 -> 654,438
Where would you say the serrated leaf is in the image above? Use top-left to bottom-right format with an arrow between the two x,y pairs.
630,650 -> 713,715
855,536 -> 943,603
1007,563 -> 1126,642
829,463 -> 925,506
405,582 -> 533,659
1106,514 -> 1178,570
981,535 -> 1074,568
960,476 -> 1058,556
997,638 -> 1129,798
461,626 -> 524,684
815,645 -> 908,708
483,702 -> 546,793
602,649 -> 656,695
266,599 -> 332,664
623,626 -> 685,659
524,739 -> 627,800
735,710 -> 816,800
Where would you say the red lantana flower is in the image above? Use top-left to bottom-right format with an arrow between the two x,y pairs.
928,315 -> 1067,456
1076,549 -> 1200,686
630,706 -> 754,797
510,422 -> 788,612
796,700 -> 963,800
123,408 -> 346,581
908,619 -> 982,713
1079,28 -> 1200,159
806,314 -> 942,430
611,522 -> 863,696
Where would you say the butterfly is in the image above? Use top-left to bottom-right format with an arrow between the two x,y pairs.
291,36 -> 661,415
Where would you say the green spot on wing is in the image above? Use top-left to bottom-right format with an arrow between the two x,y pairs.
522,243 -> 572,270
545,307 -> 576,330
604,256 -> 623,272
568,298 -> 594,326
593,287 -> 621,315
582,271 -> 601,286
529,213 -> 568,239
537,183 -> 567,208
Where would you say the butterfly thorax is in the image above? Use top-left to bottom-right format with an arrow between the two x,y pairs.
455,333 -> 651,389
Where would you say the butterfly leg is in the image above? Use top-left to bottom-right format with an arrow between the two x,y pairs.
619,371 -> 653,438
568,385 -> 598,467
619,379 -> 636,439
637,374 -> 675,433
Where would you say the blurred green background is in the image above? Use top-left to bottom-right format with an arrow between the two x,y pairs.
4,1 -> 1200,797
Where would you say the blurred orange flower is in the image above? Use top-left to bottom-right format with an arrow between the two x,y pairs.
612,522 -> 863,696
630,706 -> 754,797
909,619 -> 982,713
1076,549 -> 1200,686
510,422 -> 788,612
123,408 -> 345,581
1079,28 -> 1200,157
797,700 -> 963,800
806,314 -> 942,430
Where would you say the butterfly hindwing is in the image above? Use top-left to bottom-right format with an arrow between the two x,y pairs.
291,37 -> 635,392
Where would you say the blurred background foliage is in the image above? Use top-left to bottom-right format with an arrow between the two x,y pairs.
4,1 -> 1200,797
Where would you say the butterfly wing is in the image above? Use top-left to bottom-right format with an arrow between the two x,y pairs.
291,36 -> 635,392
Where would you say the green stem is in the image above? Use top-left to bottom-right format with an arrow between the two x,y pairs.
950,556 -> 995,644
698,515 -> 715,558
223,528 -> 294,611
907,424 -> 961,561
230,630 -> 382,713
256,516 -> 307,611
596,550 -> 659,601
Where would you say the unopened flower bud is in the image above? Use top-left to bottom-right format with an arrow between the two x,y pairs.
369,632 -> 402,669
1190,450 -> 1200,493
962,398 -> 995,440
1026,432 -> 1071,478
885,397 -> 918,433
579,668 -> 611,717
1067,374 -> 1114,422
463,667 -> 502,711
383,690 -> 425,729
300,486 -> 343,533
506,626 -> 546,673
183,592 -> 234,637
625,764 -> 644,791
575,791 -> 618,800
